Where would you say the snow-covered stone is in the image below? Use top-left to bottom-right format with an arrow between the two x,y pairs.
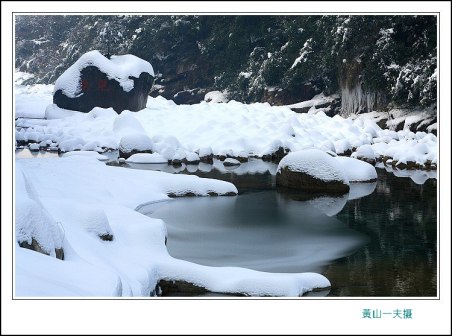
351,144 -> 377,164
62,150 -> 108,161
126,153 -> 167,164
15,165 -> 64,259
204,90 -> 229,103
276,149 -> 350,193
28,143 -> 40,152
334,139 -> 353,155
198,146 -> 213,163
171,148 -> 187,165
335,156 -> 377,182
53,50 -> 154,113
185,152 -> 200,164
223,158 -> 241,166
119,134 -> 153,159
58,137 -> 85,153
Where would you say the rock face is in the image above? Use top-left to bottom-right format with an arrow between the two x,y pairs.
262,84 -> 319,105
276,149 -> 350,194
53,50 -> 154,113
19,238 -> 64,260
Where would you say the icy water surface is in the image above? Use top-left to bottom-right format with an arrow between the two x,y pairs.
136,159 -> 437,297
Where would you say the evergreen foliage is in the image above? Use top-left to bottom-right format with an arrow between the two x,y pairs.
15,15 -> 437,109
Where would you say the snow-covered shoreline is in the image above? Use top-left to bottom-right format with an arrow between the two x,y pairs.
15,156 -> 332,297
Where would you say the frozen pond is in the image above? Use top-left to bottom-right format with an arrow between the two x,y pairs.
148,190 -> 368,274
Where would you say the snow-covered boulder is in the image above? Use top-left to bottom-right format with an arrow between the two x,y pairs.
58,137 -> 85,153
62,151 -> 108,161
16,166 -> 64,259
15,131 -> 27,146
204,90 -> 229,103
351,144 -> 377,164
223,158 -> 241,167
29,143 -> 40,152
276,149 -> 350,194
261,140 -> 286,162
335,157 -> 378,182
53,50 -> 154,113
171,149 -> 187,166
198,147 -> 213,163
64,205 -> 113,241
126,153 -> 167,164
236,151 -> 249,163
185,152 -> 200,164
119,133 -> 153,159
333,139 -> 353,156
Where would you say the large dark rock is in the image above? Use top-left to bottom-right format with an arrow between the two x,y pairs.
54,66 -> 153,113
291,106 -> 311,114
173,88 -> 207,105
262,83 -> 320,105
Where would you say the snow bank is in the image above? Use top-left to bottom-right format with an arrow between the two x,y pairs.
54,50 -> 154,98
45,104 -> 80,119
16,80 -> 438,168
15,156 -> 331,297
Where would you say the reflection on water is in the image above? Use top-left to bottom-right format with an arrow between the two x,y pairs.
126,158 -> 278,193
149,191 -> 368,273
15,148 -> 59,159
325,169 -> 437,296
